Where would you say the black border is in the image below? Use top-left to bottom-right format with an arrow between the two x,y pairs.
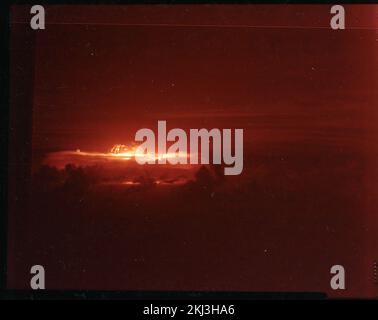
0,0 -> 10,300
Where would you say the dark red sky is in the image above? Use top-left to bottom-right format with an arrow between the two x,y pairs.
11,5 -> 377,153
8,5 -> 378,297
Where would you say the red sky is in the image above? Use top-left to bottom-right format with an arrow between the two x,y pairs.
11,5 -> 378,153
8,5 -> 378,297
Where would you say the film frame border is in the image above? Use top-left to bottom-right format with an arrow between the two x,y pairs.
0,0 -> 375,301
